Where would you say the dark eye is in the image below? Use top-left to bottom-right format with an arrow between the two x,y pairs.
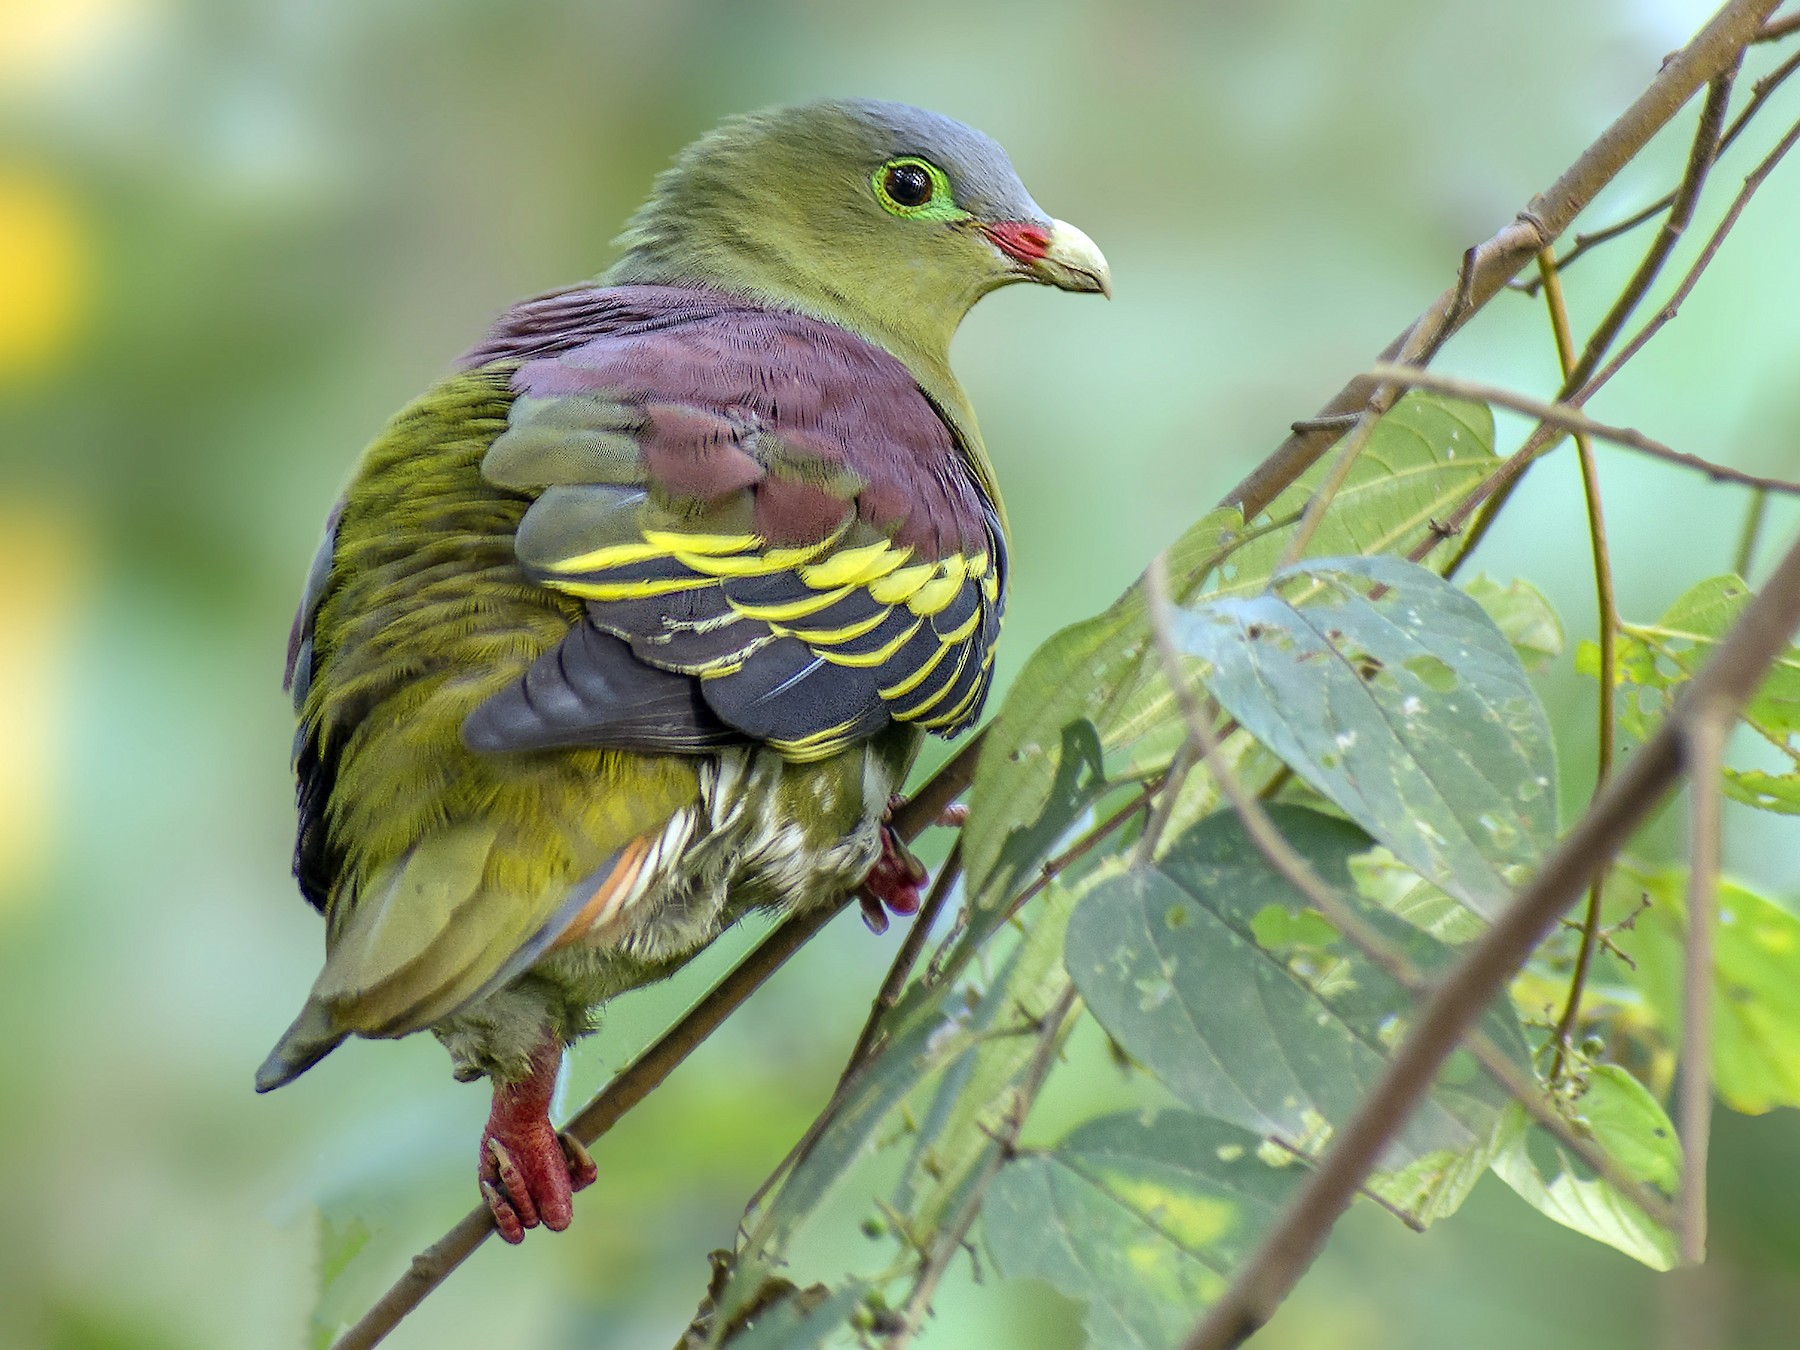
882,162 -> 934,208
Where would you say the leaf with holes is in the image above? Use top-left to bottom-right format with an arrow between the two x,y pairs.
1066,806 -> 1526,1186
1174,554 -> 1557,919
985,1111 -> 1297,1350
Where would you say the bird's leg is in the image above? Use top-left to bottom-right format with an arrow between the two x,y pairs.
857,795 -> 965,934
477,1031 -> 597,1244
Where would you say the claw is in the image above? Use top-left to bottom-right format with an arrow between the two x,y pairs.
559,1131 -> 598,1189
480,1177 -> 525,1246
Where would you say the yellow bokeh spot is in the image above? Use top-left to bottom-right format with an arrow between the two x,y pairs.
0,167 -> 91,378
0,0 -> 145,85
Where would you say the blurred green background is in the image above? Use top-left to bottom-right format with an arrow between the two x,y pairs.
4,0 -> 1799,1346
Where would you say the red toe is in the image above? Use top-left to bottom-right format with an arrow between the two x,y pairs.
478,1036 -> 592,1241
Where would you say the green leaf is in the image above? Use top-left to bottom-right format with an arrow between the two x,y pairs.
1066,807 -> 1524,1187
1582,574 -> 1800,813
1225,393 -> 1496,584
1173,554 -> 1558,919
1461,574 -> 1565,673
1606,864 -> 1800,1114
985,1111 -> 1297,1350
309,1209 -> 373,1350
894,867 -> 1094,1243
1489,1065 -> 1680,1270
1348,845 -> 1485,945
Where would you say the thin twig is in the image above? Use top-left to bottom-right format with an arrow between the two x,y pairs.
1757,9 -> 1800,40
881,984 -> 1079,1350
1679,707 -> 1727,1269
1536,251 -> 1620,1085
842,841 -> 964,1082
1144,558 -> 1674,1228
1584,111 -> 1800,400
1223,0 -> 1779,517
1000,780 -> 1162,927
1565,71 -> 1737,395
1135,738 -> 1200,866
735,844 -> 970,1226
1180,525 -> 1800,1350
1733,486 -> 1771,577
1368,364 -> 1800,498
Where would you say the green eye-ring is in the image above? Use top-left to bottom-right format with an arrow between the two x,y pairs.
873,157 -> 960,220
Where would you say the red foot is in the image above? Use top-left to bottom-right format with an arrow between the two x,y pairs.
857,797 -> 934,935
477,1036 -> 597,1244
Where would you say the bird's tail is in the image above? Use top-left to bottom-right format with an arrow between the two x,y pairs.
254,819 -> 657,1092
255,1002 -> 347,1092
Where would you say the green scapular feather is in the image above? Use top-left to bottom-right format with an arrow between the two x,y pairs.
258,98 -> 1109,1155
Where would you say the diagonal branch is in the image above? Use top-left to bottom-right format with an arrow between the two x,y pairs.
1180,525 -> 1800,1350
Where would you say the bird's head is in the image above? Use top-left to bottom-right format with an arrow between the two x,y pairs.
609,99 -> 1109,373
